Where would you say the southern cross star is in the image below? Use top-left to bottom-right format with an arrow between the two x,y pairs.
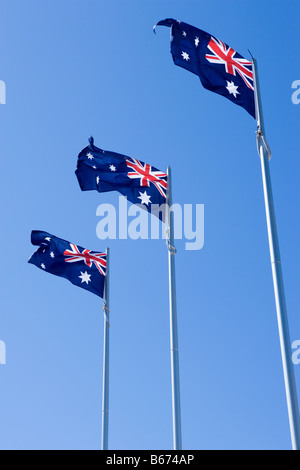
109,164 -> 116,172
181,51 -> 190,61
195,37 -> 199,47
79,271 -> 91,284
41,263 -> 46,269
87,152 -> 94,160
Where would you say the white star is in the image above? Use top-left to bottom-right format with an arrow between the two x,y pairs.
93,165 -> 97,169
176,20 -> 181,24
109,164 -> 116,172
182,31 -> 187,37
79,271 -> 91,284
226,81 -> 240,98
195,37 -> 199,47
50,252 -> 55,258
138,191 -> 151,205
96,176 -> 100,184
45,237 -> 51,242
181,51 -> 190,61
41,263 -> 46,269
87,152 -> 94,160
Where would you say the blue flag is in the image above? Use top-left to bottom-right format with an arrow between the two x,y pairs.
28,231 -> 106,298
155,18 -> 255,118
75,140 -> 168,221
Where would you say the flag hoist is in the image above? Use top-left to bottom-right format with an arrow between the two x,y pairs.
166,166 -> 182,450
155,18 -> 300,450
101,247 -> 110,450
75,138 -> 182,449
252,58 -> 300,451
28,231 -> 111,449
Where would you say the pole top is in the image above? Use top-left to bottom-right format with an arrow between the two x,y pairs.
247,49 -> 254,60
88,135 -> 94,146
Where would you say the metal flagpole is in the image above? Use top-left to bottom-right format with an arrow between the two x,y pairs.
101,247 -> 110,450
252,58 -> 300,450
166,166 -> 182,450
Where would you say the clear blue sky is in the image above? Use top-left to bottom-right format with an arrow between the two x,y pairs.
0,0 -> 299,450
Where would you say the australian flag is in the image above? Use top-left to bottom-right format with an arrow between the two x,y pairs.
28,231 -> 106,298
155,18 -> 255,118
75,139 -> 168,221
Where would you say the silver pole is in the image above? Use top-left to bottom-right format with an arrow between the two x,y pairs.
253,59 -> 300,450
166,166 -> 182,450
101,247 -> 110,450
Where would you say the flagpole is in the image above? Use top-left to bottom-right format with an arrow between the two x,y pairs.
101,247 -> 110,450
166,166 -> 182,450
252,59 -> 300,450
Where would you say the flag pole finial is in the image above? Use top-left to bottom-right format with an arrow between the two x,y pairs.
247,49 -> 254,60
88,135 -> 94,147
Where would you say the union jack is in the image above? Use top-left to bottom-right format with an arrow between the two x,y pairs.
205,36 -> 253,90
126,158 -> 168,198
64,244 -> 107,276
